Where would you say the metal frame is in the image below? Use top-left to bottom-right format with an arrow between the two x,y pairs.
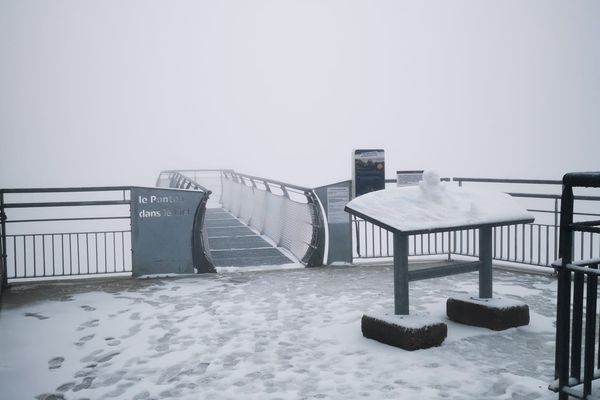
346,202 -> 532,315
553,172 -> 600,400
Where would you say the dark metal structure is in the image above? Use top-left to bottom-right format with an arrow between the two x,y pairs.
552,172 -> 600,399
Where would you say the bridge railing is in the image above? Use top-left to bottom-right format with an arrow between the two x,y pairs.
220,171 -> 325,267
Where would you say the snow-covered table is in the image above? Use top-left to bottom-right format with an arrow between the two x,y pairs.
345,172 -> 534,316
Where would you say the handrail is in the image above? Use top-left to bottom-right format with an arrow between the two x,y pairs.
453,177 -> 562,185
224,171 -> 314,194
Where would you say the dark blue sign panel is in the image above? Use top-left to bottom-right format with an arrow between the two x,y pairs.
130,187 -> 213,276
353,149 -> 385,197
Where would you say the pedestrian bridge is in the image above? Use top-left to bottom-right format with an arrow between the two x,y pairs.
155,170 -> 326,271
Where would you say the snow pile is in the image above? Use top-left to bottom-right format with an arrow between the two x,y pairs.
346,170 -> 534,232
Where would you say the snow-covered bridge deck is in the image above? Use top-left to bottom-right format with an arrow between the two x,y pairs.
205,208 -> 294,268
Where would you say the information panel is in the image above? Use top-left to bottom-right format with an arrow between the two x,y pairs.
353,149 -> 385,198
327,187 -> 350,224
130,187 -> 208,276
396,170 -> 424,187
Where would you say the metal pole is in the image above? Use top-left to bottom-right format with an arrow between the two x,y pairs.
0,192 -> 8,289
479,226 -> 493,299
393,233 -> 409,315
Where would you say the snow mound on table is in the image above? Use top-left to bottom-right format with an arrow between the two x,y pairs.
346,170 -> 534,232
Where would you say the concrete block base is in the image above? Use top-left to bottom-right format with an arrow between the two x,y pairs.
446,295 -> 530,331
361,313 -> 447,351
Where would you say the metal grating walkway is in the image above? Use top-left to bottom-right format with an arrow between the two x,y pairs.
205,208 -> 294,267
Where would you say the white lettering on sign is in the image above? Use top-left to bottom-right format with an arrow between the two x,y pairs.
136,195 -> 191,219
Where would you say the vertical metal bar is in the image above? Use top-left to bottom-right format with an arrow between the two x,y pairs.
499,226 -> 504,260
0,192 -> 7,287
95,233 -> 99,273
420,234 -> 424,255
42,234 -> 46,277
554,198 -> 559,261
583,264 -> 598,397
69,234 -> 73,275
121,232 -> 125,272
23,235 -> 28,277
104,232 -> 108,272
51,234 -> 55,276
538,225 -> 542,265
113,232 -> 117,272
580,231 -> 585,263
86,233 -> 90,274
590,233 -> 594,260
13,236 -> 17,278
427,233 -> 431,255
460,230 -> 463,254
530,225 -> 533,263
466,229 -> 470,255
507,225 -> 511,260
514,225 -> 518,261
393,233 -> 410,315
33,234 -> 37,277
571,270 -> 584,381
479,226 -> 493,299
363,221 -> 367,257
522,224 -> 526,263
556,183 -> 573,397
546,225 -> 550,266
77,233 -> 81,274
61,234 -> 64,275
379,226 -> 382,257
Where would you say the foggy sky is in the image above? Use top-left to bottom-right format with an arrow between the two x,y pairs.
1,0 -> 599,188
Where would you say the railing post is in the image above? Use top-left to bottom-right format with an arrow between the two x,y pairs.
556,182 -> 574,399
0,192 -> 7,289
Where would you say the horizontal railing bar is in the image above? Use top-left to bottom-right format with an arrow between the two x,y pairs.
4,200 -> 130,208
564,264 -> 600,276
571,220 -> 600,228
0,186 -> 132,194
6,230 -> 131,237
385,177 -> 451,183
5,216 -> 131,224
228,172 -> 313,193
453,177 -> 562,185
571,226 -> 600,234
408,261 -> 481,281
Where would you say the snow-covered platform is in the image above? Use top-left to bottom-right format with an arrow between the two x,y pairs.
0,264 -> 557,400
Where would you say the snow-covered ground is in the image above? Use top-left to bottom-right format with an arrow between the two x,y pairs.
0,264 -> 557,400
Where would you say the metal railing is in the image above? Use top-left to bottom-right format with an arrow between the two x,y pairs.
0,187 -> 133,286
219,171 -> 325,267
353,177 -> 600,268
552,172 -> 600,400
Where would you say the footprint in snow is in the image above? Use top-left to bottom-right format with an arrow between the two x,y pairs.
25,312 -> 49,320
80,305 -> 96,312
48,357 -> 65,370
